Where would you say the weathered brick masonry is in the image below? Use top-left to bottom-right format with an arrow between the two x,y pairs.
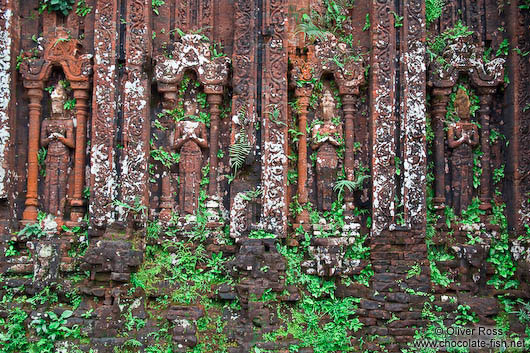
0,0 -> 529,352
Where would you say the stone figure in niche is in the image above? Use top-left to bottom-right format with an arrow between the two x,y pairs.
40,84 -> 75,220
311,87 -> 342,212
173,99 -> 208,215
447,88 -> 479,214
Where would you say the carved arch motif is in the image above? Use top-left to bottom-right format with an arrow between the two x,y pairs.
19,27 -> 92,225
428,37 -> 505,214
154,34 -> 230,222
289,34 -> 366,232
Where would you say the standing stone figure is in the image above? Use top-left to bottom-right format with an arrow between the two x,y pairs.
311,88 -> 343,211
173,99 -> 208,215
447,88 -> 479,214
40,84 -> 75,220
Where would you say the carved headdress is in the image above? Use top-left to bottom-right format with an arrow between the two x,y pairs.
455,88 -> 470,121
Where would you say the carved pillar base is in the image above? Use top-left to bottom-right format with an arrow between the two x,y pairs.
22,204 -> 39,224
159,172 -> 174,224
294,209 -> 310,230
70,206 -> 85,223
159,201 -> 174,224
343,213 -> 361,235
205,195 -> 224,229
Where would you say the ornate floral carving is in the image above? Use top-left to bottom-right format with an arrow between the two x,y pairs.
155,34 -> 230,87
119,0 -> 151,225
429,37 -> 505,89
90,0 -> 119,228
401,0 -> 427,228
231,0 -> 258,153
371,0 -> 396,236
260,0 -> 288,235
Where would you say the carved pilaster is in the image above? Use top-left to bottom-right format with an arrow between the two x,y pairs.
206,90 -> 223,198
341,94 -> 356,213
70,87 -> 90,223
22,85 -> 43,222
477,87 -> 495,210
431,89 -> 451,208
260,0 -> 289,235
0,1 -> 14,200
294,90 -> 311,228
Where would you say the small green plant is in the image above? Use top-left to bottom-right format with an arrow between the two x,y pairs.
392,11 -> 404,28
426,0 -> 444,26
75,0 -> 92,16
406,263 -> 422,279
113,196 -> 147,220
30,310 -> 82,352
63,98 -> 76,111
39,0 -> 74,16
493,165 -> 505,184
229,133 -> 251,178
455,305 -> 478,326
150,146 -> 180,168
38,147 -> 47,177
18,221 -> 48,239
496,38 -> 510,56
248,229 -> 276,239
152,0 -> 165,15
4,240 -> 18,257
0,307 -> 29,352
362,13 -> 370,31
210,42 -> 226,58
333,177 -> 369,199
427,21 -> 474,61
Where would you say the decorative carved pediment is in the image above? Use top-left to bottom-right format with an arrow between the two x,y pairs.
290,34 -> 365,96
20,27 -> 92,87
429,37 -> 505,88
155,34 -> 230,87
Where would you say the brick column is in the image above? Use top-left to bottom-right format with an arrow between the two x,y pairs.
294,90 -> 310,228
431,88 -> 451,208
70,86 -> 90,222
22,85 -> 43,222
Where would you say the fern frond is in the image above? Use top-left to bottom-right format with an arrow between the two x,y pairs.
426,0 -> 444,26
296,21 -> 330,42
333,175 -> 371,197
229,134 -> 251,175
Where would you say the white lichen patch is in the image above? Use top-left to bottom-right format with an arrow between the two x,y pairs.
261,134 -> 288,234
0,8 -> 12,198
230,192 -> 249,239
402,42 -> 427,226
120,66 -> 149,224
90,13 -> 119,227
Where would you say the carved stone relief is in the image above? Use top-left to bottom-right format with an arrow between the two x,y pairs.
19,27 -> 92,226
